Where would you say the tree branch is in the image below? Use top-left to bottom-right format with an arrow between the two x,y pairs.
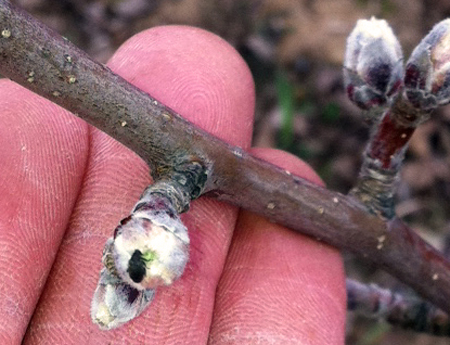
347,278 -> 450,336
1,0 -> 450,317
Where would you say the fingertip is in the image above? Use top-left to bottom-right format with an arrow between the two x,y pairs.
107,26 -> 255,148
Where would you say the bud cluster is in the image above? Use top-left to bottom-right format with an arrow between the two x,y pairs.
91,193 -> 189,330
345,17 -> 450,219
345,17 -> 450,115
91,182 -> 189,329
91,159 -> 207,330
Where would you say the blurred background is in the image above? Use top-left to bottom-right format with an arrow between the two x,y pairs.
12,0 -> 450,343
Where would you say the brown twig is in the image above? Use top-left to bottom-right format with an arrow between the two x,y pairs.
347,278 -> 450,336
0,1 -> 450,316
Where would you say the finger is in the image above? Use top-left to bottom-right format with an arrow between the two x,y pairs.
24,26 -> 255,344
209,149 -> 346,345
0,81 -> 89,344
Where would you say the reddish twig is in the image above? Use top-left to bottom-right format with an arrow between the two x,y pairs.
350,96 -> 423,219
0,1 -> 450,321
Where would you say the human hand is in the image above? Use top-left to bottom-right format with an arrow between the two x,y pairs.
0,26 -> 345,344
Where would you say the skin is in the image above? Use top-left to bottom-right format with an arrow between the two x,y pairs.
0,26 -> 346,344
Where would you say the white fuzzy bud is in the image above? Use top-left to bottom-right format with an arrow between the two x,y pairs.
112,207 -> 189,290
344,17 -> 403,110
405,19 -> 450,110
91,197 -> 189,330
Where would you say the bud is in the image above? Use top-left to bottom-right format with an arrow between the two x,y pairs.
344,17 -> 404,110
91,196 -> 190,330
112,202 -> 189,290
404,19 -> 450,110
91,262 -> 156,330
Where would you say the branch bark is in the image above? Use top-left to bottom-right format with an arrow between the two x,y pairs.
0,0 -> 450,315
347,278 -> 450,336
